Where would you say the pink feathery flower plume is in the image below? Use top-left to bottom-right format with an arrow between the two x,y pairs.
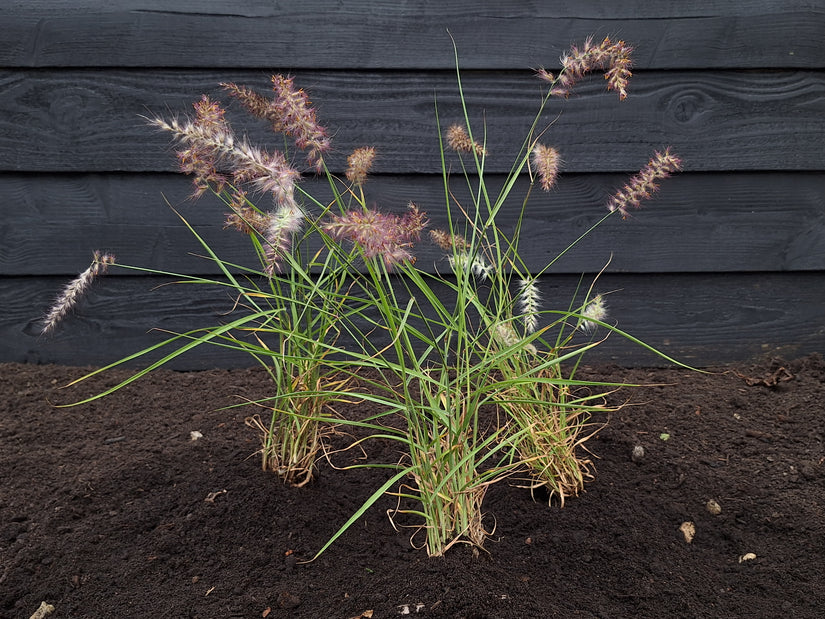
537,36 -> 633,100
446,124 -> 487,157
608,148 -> 682,218
149,96 -> 301,208
41,251 -> 116,335
223,189 -> 269,234
270,75 -> 331,172
531,143 -> 561,191
167,95 -> 232,198
261,203 -> 306,275
346,146 -> 377,187
223,76 -> 331,173
220,189 -> 305,275
323,203 -> 428,269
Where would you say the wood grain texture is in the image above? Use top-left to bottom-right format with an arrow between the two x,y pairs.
2,2 -> 822,69
2,3 -> 822,368
7,272 -> 824,369
3,172 -> 824,276
1,69 -> 823,173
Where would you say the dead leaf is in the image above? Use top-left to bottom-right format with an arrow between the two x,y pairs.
733,366 -> 793,387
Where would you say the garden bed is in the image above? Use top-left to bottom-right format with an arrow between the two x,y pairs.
2,355 -> 823,618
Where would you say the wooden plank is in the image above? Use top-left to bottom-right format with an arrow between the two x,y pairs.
2,2 -> 822,69
3,171 -> 824,276
1,69 -> 823,173
7,271 -> 824,368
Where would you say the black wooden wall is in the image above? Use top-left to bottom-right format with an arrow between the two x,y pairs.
2,1 -> 824,368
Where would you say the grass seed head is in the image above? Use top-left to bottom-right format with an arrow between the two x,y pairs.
41,251 -> 115,335
608,148 -> 682,218
580,294 -> 608,332
446,124 -> 487,156
346,146 -> 377,187
531,144 -> 562,191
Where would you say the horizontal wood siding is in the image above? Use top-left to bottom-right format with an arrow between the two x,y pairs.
3,172 -> 824,275
3,2 -> 823,69
2,2 -> 823,367
2,70 -> 823,173
6,273 -> 823,368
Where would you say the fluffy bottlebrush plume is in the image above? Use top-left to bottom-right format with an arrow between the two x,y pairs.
269,75 -> 331,172
223,76 -> 332,173
225,205 -> 269,234
429,229 -> 468,251
428,230 -> 492,279
168,95 -> 232,198
149,96 -> 300,207
223,189 -> 271,235
346,146 -> 377,187
580,294 -> 607,333
492,321 -> 537,354
449,252 -> 493,280
229,140 -> 301,207
41,251 -> 115,335
607,148 -> 682,218
446,124 -> 487,157
262,202 -> 306,275
518,278 -> 542,334
493,321 -> 520,348
221,82 -> 278,127
323,202 -> 428,269
538,36 -> 633,100
531,144 -> 561,191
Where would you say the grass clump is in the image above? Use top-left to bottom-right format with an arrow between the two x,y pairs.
45,35 -> 691,557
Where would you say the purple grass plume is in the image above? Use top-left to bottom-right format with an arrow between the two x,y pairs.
323,203 -> 428,269
262,203 -> 306,275
224,76 -> 331,173
537,36 -> 633,100
346,147 -> 377,187
531,144 -> 561,191
446,124 -> 487,157
149,96 -> 301,208
608,149 -> 682,218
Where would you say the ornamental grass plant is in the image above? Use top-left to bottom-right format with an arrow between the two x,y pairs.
44,35 -> 690,557
52,80 -> 367,487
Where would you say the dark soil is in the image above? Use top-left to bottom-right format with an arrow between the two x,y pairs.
2,356 -> 824,618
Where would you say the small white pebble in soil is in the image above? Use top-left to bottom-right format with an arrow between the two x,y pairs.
679,521 -> 695,543
706,499 -> 722,515
739,552 -> 757,563
631,444 -> 645,462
